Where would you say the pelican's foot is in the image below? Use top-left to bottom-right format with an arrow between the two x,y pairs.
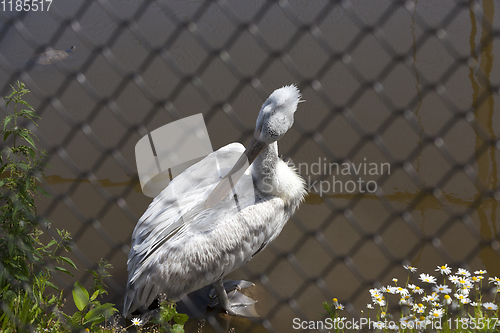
208,279 -> 254,302
211,279 -> 258,317
224,297 -> 258,317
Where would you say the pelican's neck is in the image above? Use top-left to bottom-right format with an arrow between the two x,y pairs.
253,142 -> 279,181
251,142 -> 306,205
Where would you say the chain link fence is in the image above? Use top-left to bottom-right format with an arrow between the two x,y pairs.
1,0 -> 500,332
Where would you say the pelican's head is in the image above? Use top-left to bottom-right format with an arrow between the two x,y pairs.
254,85 -> 301,144
206,85 -> 302,208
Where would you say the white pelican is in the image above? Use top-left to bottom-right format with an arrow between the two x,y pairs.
123,85 -> 306,317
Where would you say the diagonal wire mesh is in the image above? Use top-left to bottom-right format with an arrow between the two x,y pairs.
1,0 -> 500,331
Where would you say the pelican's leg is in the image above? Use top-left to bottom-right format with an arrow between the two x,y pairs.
211,279 -> 258,317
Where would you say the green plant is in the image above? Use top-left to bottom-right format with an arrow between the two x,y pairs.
0,82 -> 189,332
67,260 -> 118,330
0,82 -> 76,331
157,299 -> 189,333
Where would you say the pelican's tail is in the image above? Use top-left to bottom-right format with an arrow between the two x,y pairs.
123,278 -> 159,318
123,283 -> 137,318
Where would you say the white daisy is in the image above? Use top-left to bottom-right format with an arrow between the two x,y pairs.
367,304 -> 374,309
131,318 -> 143,326
457,268 -> 471,277
400,315 -> 416,328
474,269 -> 487,275
435,264 -> 451,275
449,275 -> 460,284
423,294 -> 439,303
489,276 -> 500,285
454,293 -> 470,304
419,273 -> 436,284
396,287 -> 409,296
443,294 -> 452,305
432,284 -> 451,294
380,311 -> 392,319
460,298 -> 471,304
369,289 -> 383,298
483,302 -> 498,311
381,286 -> 392,293
373,297 -> 386,306
416,316 -> 430,329
471,276 -> 483,282
413,286 -> 424,294
386,286 -> 398,294
413,303 -> 425,313
404,264 -> 417,273
373,321 -> 385,329
429,308 -> 445,319
457,277 -> 472,286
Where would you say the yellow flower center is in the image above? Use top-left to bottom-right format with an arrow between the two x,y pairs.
441,266 -> 446,269
487,306 -> 492,309
333,298 -> 338,302
420,316 -> 425,321
444,295 -> 450,299
415,287 -> 420,290
433,312 -> 439,317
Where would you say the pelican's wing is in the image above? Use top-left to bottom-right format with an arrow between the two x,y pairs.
124,143 -> 255,315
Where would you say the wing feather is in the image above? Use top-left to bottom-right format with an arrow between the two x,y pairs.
124,143 -> 256,315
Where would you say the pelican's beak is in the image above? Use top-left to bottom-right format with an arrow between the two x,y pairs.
206,137 -> 266,208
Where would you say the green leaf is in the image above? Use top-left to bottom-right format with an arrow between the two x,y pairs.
72,281 -> 89,311
160,306 -> 175,322
71,311 -> 84,325
18,131 -> 35,148
35,185 -> 51,198
26,147 -> 35,159
83,303 -> 118,324
45,280 -> 59,291
46,239 -> 58,249
170,324 -> 185,333
59,256 -> 78,270
90,290 -> 99,302
19,100 -> 34,110
173,312 -> 189,325
2,115 -> 13,131
3,131 -> 11,142
55,265 -> 74,276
